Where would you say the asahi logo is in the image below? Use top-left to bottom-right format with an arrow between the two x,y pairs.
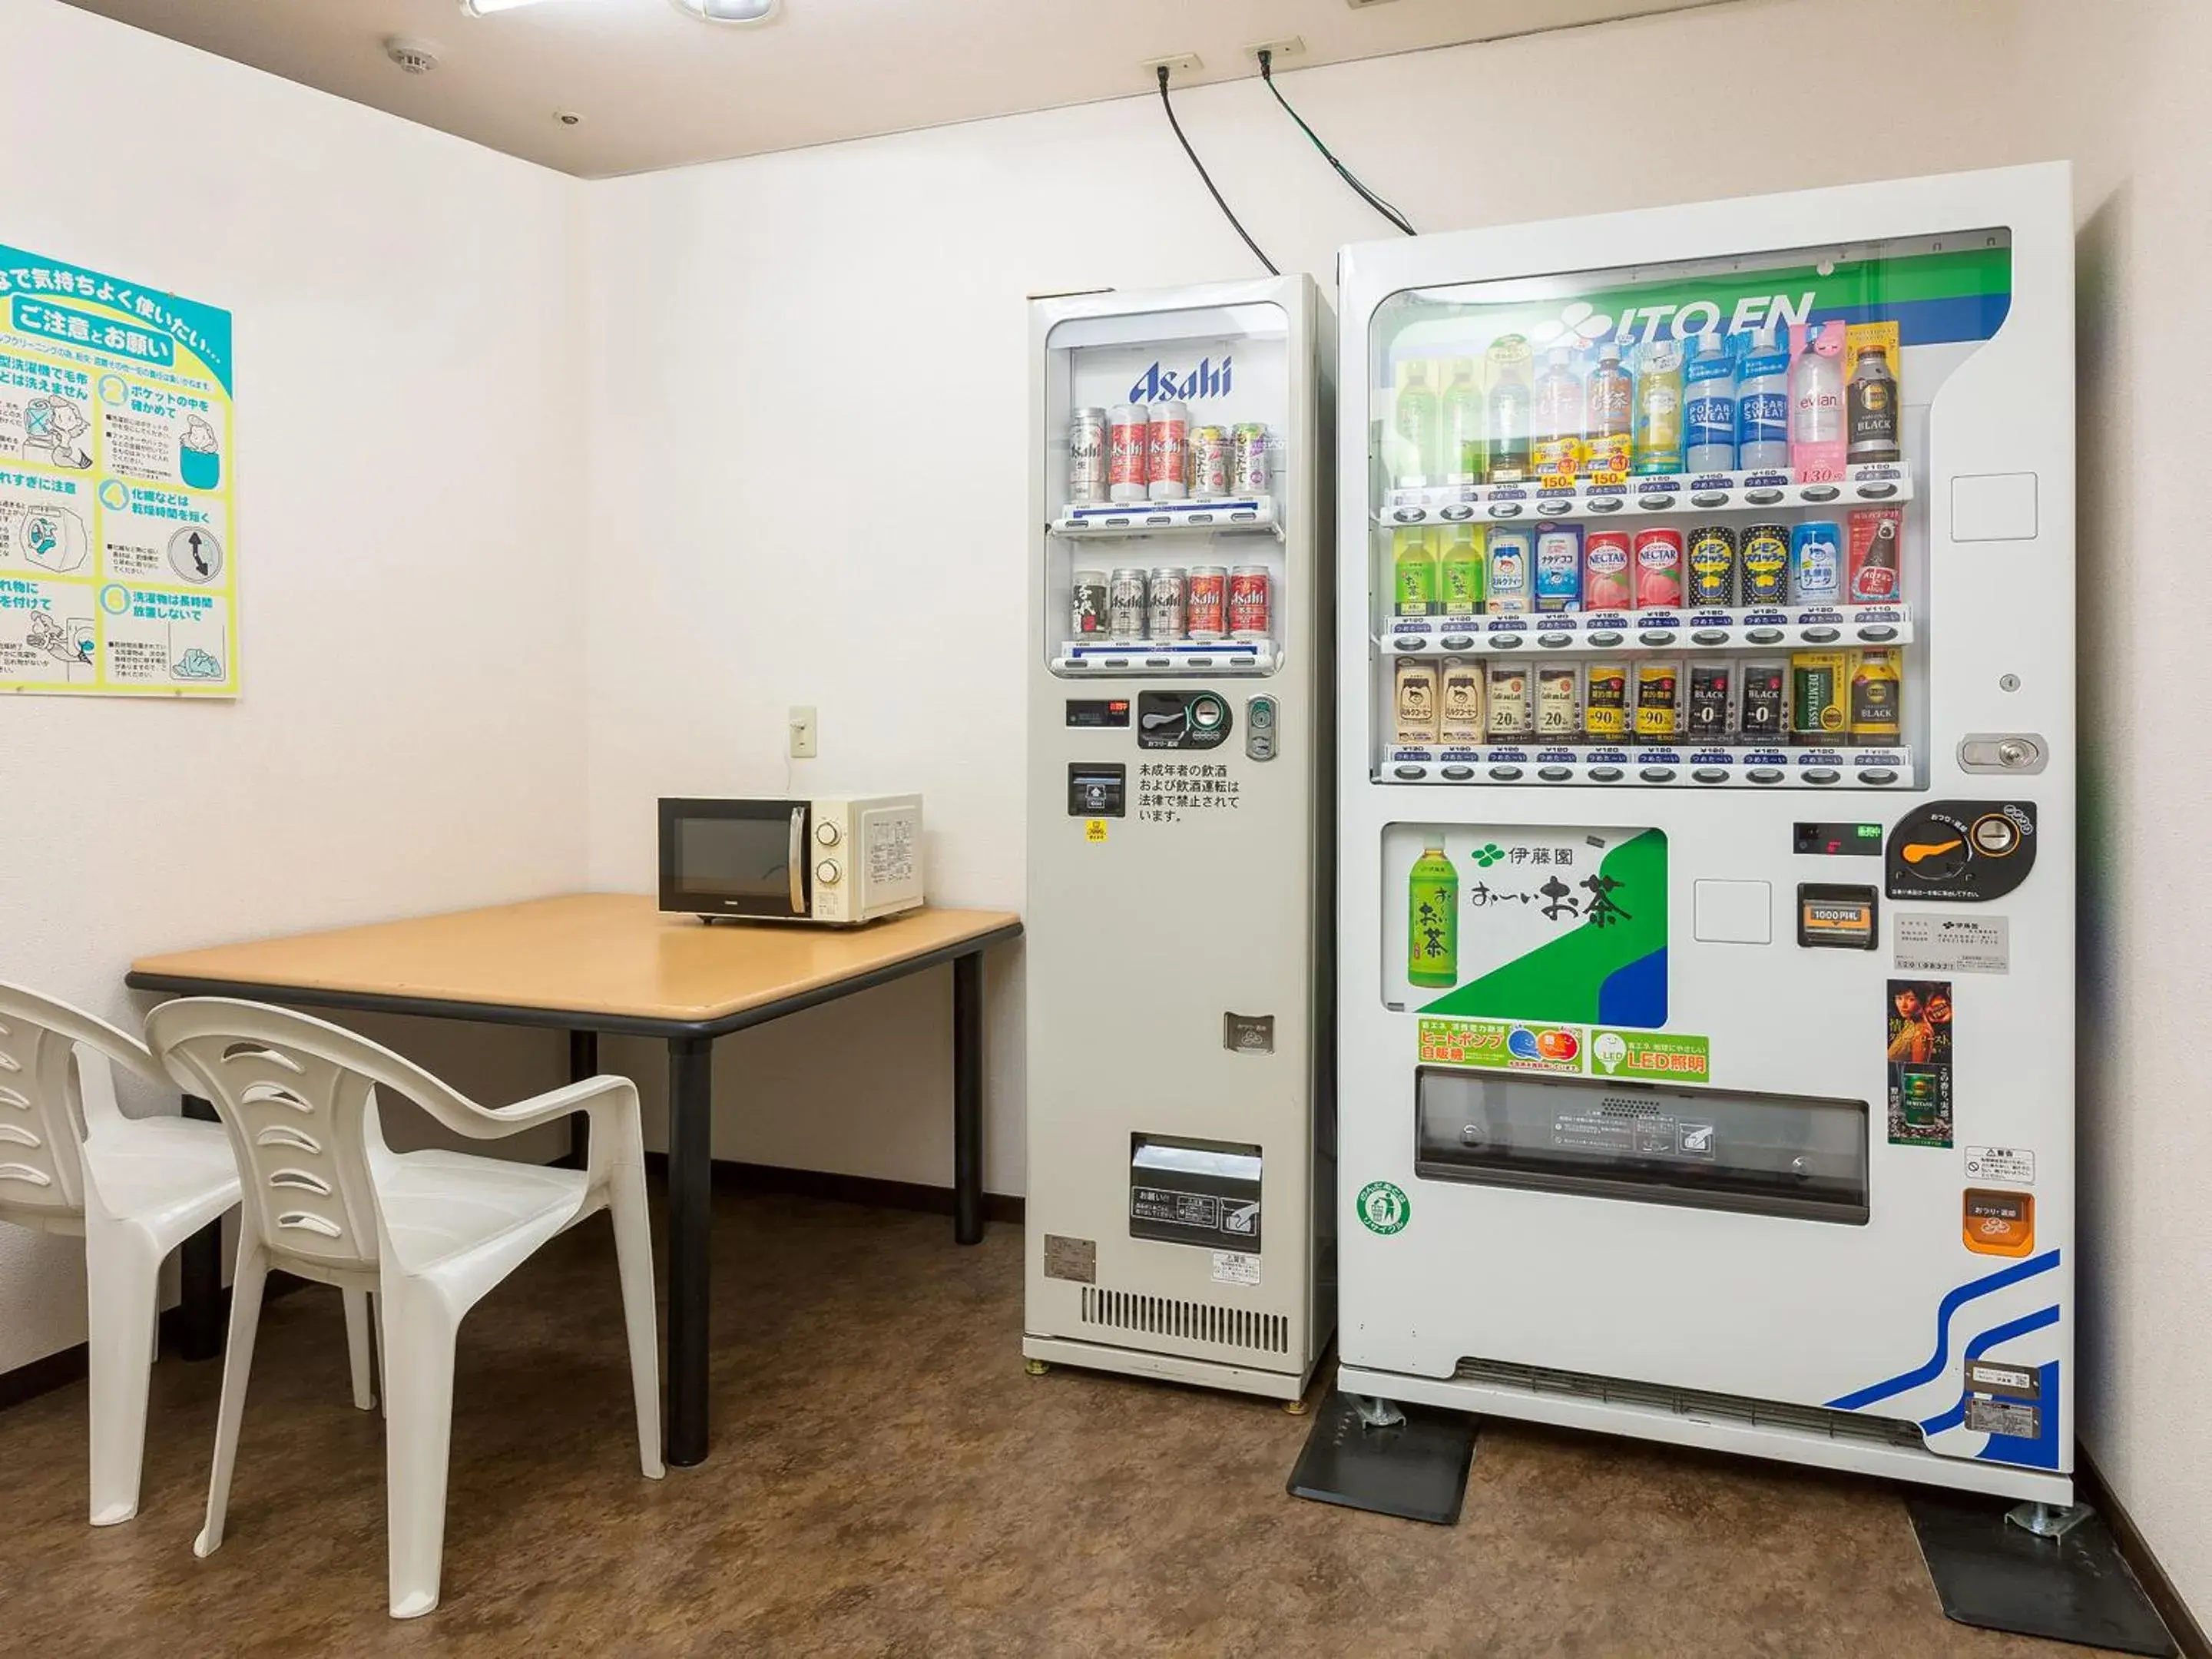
1529,292 -> 1819,348
1128,355 -> 1233,402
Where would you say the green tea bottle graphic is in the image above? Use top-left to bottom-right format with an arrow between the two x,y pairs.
1409,845 -> 1459,988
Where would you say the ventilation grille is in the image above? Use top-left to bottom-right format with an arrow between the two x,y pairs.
1452,1356 -> 1924,1449
1081,1286 -> 1289,1355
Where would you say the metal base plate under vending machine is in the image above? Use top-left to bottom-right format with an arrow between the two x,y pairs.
1025,276 -> 1334,1400
1335,164 -> 2076,1503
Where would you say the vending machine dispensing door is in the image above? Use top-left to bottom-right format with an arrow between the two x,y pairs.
1022,276 -> 1335,1400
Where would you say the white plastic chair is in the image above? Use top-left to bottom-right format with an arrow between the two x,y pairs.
0,981 -> 375,1525
146,996 -> 664,1619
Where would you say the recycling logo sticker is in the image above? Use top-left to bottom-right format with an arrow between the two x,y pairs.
1356,1180 -> 1411,1236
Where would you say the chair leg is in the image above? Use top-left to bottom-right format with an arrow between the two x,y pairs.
381,1289 -> 459,1619
194,1239 -> 269,1558
83,1220 -> 161,1526
608,1166 -> 666,1481
343,1289 -> 376,1411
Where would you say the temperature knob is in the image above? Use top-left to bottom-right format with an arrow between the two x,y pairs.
815,859 -> 841,886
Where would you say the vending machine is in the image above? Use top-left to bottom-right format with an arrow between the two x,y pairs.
1335,164 -> 2075,1502
1025,276 -> 1334,1400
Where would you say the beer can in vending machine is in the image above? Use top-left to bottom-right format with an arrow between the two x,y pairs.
1070,570 -> 1108,636
1185,566 -> 1227,641
1582,530 -> 1634,614
1582,662 -> 1629,744
1232,423 -> 1270,495
1487,663 -> 1533,742
1485,526 -> 1533,615
1147,401 -> 1190,502
1633,659 -> 1682,742
1107,568 -> 1148,638
1109,404 -> 1149,503
1790,521 -> 1843,605
1534,524 -> 1584,613
1685,525 -> 1739,608
1740,525 -> 1790,608
1189,426 -> 1231,501
1739,658 -> 1789,745
1687,661 -> 1735,742
1068,408 -> 1108,505
1147,567 -> 1187,641
1847,507 -> 1903,602
1633,528 -> 1685,611
1228,566 -> 1271,639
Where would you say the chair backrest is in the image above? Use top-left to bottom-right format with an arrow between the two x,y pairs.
0,982 -> 159,1220
145,998 -> 482,1276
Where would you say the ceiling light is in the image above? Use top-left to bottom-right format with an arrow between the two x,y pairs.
460,0 -> 556,17
669,0 -> 781,23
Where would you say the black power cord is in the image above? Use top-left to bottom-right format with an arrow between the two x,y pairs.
1156,65 -> 1279,276
1258,48 -> 1415,237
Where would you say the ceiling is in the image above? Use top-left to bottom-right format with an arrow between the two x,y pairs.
64,0 -> 1734,178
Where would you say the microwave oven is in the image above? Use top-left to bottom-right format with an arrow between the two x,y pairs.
658,795 -> 925,926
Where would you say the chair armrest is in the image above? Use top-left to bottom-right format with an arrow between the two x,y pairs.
469,1074 -> 639,1138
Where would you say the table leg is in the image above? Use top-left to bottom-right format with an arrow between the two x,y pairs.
564,1029 -> 598,1169
178,1094 -> 224,1361
666,1035 -> 714,1467
953,951 -> 985,1246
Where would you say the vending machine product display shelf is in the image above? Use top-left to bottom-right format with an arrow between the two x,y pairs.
1381,604 -> 1913,657
1054,637 -> 1280,676
1377,746 -> 1915,789
1054,497 -> 1281,538
1376,462 -> 1912,527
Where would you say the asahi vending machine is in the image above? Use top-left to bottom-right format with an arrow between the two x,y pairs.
1025,276 -> 1334,1400
1336,164 -> 2076,1502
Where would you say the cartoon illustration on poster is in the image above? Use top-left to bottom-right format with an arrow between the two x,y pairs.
1886,978 -> 1954,1147
1387,824 -> 1667,1028
0,245 -> 236,696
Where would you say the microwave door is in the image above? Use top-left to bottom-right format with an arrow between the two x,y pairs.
667,801 -> 810,919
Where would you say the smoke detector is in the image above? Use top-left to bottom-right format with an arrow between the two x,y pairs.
384,37 -> 441,75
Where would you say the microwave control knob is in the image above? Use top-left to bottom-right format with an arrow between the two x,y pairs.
815,823 -> 840,847
815,859 -> 842,886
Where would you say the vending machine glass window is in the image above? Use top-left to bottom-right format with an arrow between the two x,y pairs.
1366,230 -> 2014,792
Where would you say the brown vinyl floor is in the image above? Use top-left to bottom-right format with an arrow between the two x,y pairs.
0,1190 -> 2080,1657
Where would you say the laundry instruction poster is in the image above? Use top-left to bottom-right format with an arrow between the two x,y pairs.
0,244 -> 236,696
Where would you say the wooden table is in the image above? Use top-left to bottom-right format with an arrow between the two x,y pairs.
127,892 -> 1022,1466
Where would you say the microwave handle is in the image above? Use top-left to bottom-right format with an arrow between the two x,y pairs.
788,806 -> 806,916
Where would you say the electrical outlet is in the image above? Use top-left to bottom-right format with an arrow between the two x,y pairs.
1141,52 -> 1202,82
787,705 -> 817,760
1247,36 -> 1306,65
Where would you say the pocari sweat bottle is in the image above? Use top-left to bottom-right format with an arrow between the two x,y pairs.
1684,333 -> 1737,474
1735,325 -> 1791,472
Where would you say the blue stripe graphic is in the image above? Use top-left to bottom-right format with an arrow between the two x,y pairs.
1824,1249 -> 2060,1411
1919,1304 -> 2061,1435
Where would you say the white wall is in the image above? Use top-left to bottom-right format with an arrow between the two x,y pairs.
0,0 -> 590,1369
580,0 -> 2207,1618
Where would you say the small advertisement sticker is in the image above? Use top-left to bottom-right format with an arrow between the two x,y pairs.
1591,1029 -> 1711,1082
1896,914 -> 2009,975
1886,979 -> 1954,1147
1419,1015 -> 1584,1075
1965,1145 -> 2035,1185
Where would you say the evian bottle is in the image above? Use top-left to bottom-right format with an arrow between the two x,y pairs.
1790,322 -> 1847,482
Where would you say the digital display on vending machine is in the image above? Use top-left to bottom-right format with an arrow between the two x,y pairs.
1795,821 -> 1885,857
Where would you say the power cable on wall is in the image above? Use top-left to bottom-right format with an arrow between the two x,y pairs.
1257,48 -> 1415,237
1156,65 -> 1279,276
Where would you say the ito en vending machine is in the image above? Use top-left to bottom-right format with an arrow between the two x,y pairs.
1334,164 -> 2077,1503
1024,276 -> 1335,1400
